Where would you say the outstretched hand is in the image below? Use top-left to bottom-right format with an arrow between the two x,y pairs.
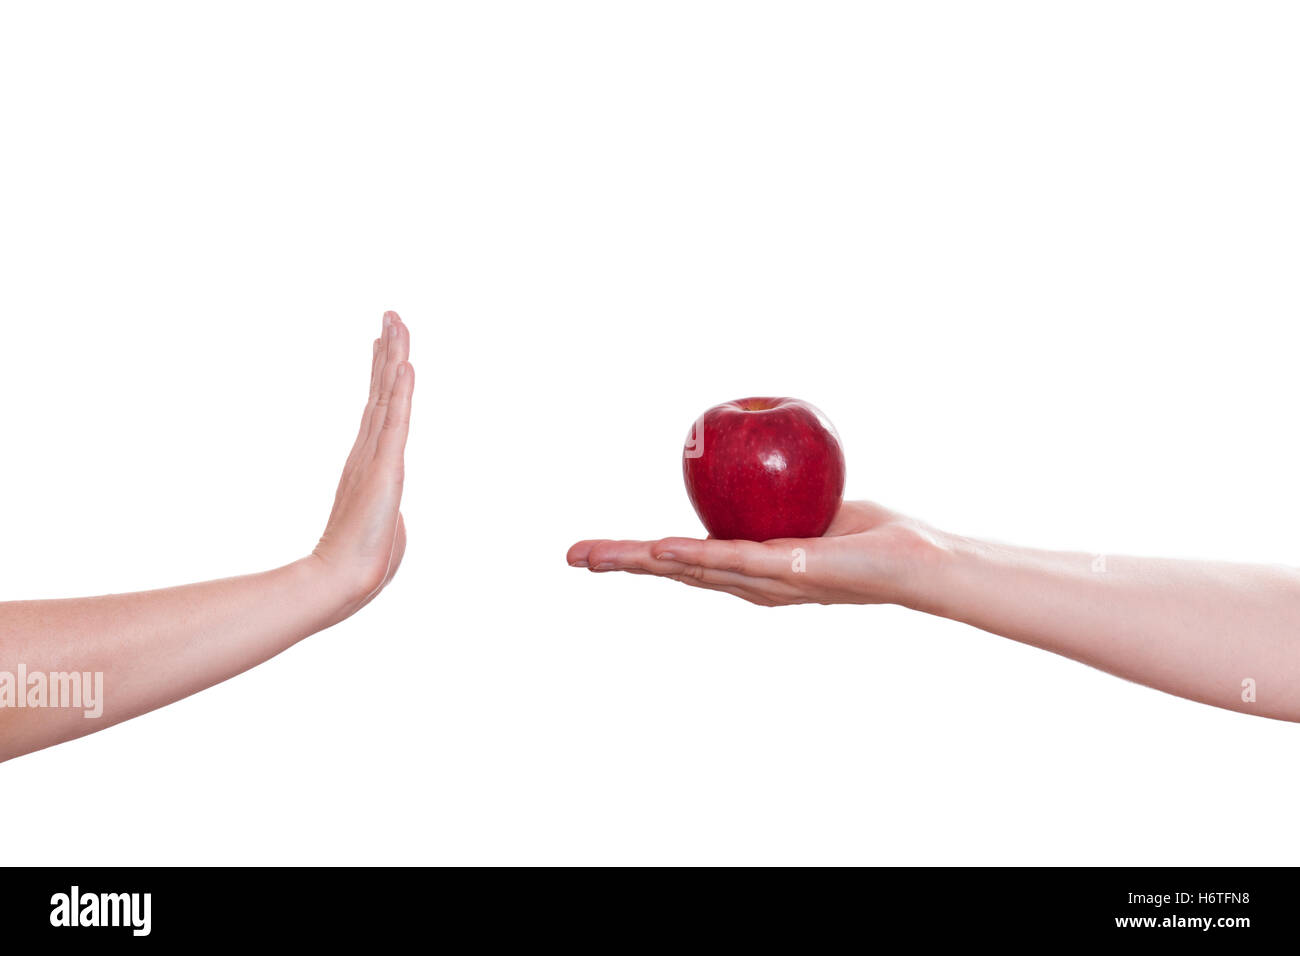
313,311 -> 415,607
567,501 -> 942,607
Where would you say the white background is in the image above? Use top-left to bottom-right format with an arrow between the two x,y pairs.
1,1 -> 1297,865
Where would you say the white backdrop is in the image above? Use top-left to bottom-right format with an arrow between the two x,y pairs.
1,1 -> 1297,865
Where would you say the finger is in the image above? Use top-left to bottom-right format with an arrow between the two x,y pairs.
369,331 -> 385,400
375,313 -> 394,395
382,314 -> 410,379
359,313 -> 397,441
603,562 -> 780,605
375,362 -> 414,466
567,540 -> 601,568
365,317 -> 410,459
650,537 -> 795,579
568,538 -> 661,568
569,540 -> 790,604
825,500 -> 896,536
343,336 -> 385,466
355,315 -> 394,450
583,540 -> 759,590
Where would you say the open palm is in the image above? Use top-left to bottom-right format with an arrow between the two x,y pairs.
567,500 -> 940,606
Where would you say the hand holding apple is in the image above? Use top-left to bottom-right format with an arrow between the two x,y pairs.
568,396 -> 944,606
566,500 -> 945,607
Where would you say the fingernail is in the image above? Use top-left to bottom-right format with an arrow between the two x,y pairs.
593,562 -> 615,571
389,324 -> 399,340
655,552 -> 675,561
383,313 -> 392,330
397,362 -> 408,378
569,560 -> 588,568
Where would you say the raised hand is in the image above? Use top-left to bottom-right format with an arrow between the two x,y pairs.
313,311 -> 415,609
1,312 -> 419,762
567,500 -> 943,607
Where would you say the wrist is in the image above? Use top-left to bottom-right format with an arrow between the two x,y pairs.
294,554 -> 371,628
885,523 -> 976,615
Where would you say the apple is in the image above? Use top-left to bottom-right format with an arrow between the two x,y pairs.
682,397 -> 846,541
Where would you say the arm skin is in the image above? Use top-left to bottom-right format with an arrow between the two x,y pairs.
568,501 -> 1300,722
0,311 -> 415,762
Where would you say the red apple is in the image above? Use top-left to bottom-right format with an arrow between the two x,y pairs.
682,397 -> 846,541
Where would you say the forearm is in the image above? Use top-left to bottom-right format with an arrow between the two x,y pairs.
0,557 -> 355,761
905,533 -> 1300,721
